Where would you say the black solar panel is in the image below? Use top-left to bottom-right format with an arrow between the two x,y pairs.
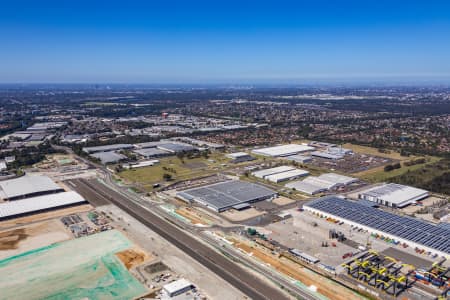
305,196 -> 450,254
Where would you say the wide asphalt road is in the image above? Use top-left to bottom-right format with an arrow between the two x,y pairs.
68,178 -> 291,300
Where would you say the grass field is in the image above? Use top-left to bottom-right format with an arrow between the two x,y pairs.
118,153 -> 230,191
342,143 -> 411,161
355,156 -> 441,182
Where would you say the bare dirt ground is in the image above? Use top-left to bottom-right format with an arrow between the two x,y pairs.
0,219 -> 72,259
272,196 -> 296,206
175,207 -> 214,225
221,207 -> 265,222
233,239 -> 365,300
97,205 -> 248,300
0,204 -> 93,229
116,248 -> 150,269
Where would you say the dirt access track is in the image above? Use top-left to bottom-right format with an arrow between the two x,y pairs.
234,240 -> 365,300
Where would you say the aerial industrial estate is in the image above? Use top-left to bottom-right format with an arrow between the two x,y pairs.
0,85 -> 448,300
2,0 -> 450,298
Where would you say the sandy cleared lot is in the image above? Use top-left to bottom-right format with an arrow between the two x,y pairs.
0,219 -> 72,260
272,196 -> 296,206
97,205 -> 248,300
175,207 -> 215,225
221,207 -> 265,222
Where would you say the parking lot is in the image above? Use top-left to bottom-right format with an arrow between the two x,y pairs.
266,209 -> 357,267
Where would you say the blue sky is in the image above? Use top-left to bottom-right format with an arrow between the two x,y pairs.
1,0 -> 450,83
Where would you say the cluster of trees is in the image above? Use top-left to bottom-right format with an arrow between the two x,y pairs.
0,143 -> 64,170
176,149 -> 209,162
403,158 -> 426,167
389,158 -> 450,195
384,163 -> 401,172
119,150 -> 137,162
162,166 -> 176,173
162,173 -> 172,181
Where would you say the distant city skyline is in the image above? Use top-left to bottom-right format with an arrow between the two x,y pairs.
1,0 -> 450,83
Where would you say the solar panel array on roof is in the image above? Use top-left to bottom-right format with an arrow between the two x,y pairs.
305,196 -> 450,254
178,180 -> 277,212
437,222 -> 450,230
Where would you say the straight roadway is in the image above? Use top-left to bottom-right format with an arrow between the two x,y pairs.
68,178 -> 293,300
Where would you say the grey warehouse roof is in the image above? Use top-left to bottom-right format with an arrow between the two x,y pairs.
82,144 -> 133,154
179,180 -> 277,211
133,148 -> 171,157
305,196 -> 450,254
157,143 -> 196,153
0,175 -> 62,200
91,151 -> 127,164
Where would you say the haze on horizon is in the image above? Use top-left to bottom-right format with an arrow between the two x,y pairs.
1,0 -> 450,84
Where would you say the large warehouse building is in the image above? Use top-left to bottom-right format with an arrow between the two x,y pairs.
0,191 -> 87,220
304,196 -> 450,257
285,177 -> 332,195
358,183 -> 429,208
133,141 -> 198,158
177,180 -> 277,212
252,144 -> 315,157
251,166 -> 295,179
91,151 -> 127,164
265,169 -> 309,183
285,173 -> 357,195
0,175 -> 64,201
82,144 -> 134,154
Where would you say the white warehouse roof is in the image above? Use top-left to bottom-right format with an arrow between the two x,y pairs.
265,169 -> 309,183
251,166 -> 295,178
359,183 -> 429,207
317,173 -> 358,185
252,144 -> 315,157
0,191 -> 86,219
226,152 -> 250,159
285,179 -> 328,195
163,278 -> 193,295
82,144 -> 133,154
285,176 -> 341,195
0,175 -> 62,200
